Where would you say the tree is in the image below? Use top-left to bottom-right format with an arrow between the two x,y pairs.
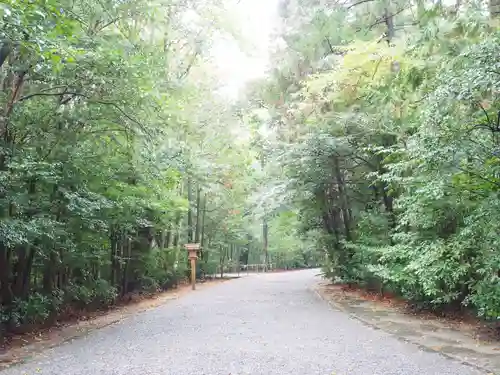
243,0 -> 500,319
0,0 -> 260,336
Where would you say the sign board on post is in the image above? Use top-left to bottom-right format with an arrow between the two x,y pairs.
184,243 -> 201,290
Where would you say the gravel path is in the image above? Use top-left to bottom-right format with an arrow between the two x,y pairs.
3,269 -> 484,375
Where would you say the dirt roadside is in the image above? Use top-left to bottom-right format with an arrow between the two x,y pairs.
0,279 -> 230,370
314,282 -> 500,375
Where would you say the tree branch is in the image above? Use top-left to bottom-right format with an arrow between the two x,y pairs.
17,91 -> 146,132
17,86 -> 72,101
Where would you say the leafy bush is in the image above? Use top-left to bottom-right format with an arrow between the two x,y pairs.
1,292 -> 63,327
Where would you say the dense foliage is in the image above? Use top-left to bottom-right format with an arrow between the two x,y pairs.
5,0 -> 499,339
246,0 -> 500,319
0,0 -> 288,336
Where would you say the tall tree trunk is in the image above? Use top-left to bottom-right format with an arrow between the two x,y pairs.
382,188 -> 395,226
200,195 -> 206,248
220,245 -> 226,278
187,178 -> 193,243
42,251 -> 57,294
0,48 -> 21,330
12,245 -> 31,298
173,183 -> 183,247
110,227 -> 118,286
13,177 -> 38,298
117,231 -> 125,293
490,0 -> 500,17
333,156 -> 352,241
44,183 -> 63,295
262,218 -> 269,271
194,186 -> 201,243
21,246 -> 35,298
199,196 -> 207,277
203,236 -> 210,268
121,234 -> 131,296
332,209 -> 342,249
165,224 -> 172,248
0,244 -> 13,307
230,243 -> 234,268
173,229 -> 179,247
384,5 -> 395,45
259,152 -> 269,271
383,3 -> 401,74
160,230 -> 166,249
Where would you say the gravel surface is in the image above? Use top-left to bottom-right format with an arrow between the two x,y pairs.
3,269 -> 484,375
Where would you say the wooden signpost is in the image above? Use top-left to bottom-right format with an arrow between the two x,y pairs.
185,243 -> 201,290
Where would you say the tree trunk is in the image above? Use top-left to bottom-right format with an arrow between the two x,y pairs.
121,235 -> 131,296
199,196 -> 207,277
187,178 -> 193,242
382,187 -> 395,223
21,246 -> 35,298
220,245 -> 226,278
160,230 -> 166,249
110,227 -> 118,286
333,156 -> 352,241
384,5 -> 395,45
0,244 -> 13,307
173,183 -> 183,247
230,243 -> 234,271
194,186 -> 201,243
42,250 -> 57,294
491,0 -> 500,17
12,245 -> 34,299
263,218 -> 269,271
165,224 -> 171,248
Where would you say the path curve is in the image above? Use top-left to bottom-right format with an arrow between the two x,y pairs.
2,269 -> 484,375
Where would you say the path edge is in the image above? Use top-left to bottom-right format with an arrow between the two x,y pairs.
0,279 -> 234,371
311,284 -> 495,375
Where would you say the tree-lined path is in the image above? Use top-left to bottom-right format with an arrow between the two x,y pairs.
3,270 -> 481,375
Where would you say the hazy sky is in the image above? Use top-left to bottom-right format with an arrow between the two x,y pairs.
210,0 -> 280,98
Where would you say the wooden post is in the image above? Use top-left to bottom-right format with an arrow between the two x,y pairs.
190,257 -> 196,290
185,243 -> 201,291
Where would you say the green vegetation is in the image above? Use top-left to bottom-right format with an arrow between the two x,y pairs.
0,0 -> 283,336
246,0 -> 500,320
2,0 -> 500,339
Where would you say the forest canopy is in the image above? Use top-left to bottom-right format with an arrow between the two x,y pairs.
245,0 -> 500,320
0,0 -> 309,336
1,0 -> 500,337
